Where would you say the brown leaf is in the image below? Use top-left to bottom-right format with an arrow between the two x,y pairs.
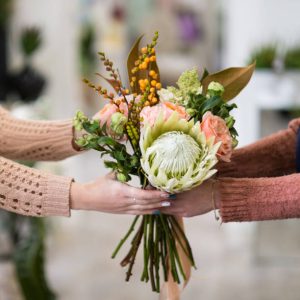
202,62 -> 256,102
127,35 -> 144,94
95,73 -> 120,93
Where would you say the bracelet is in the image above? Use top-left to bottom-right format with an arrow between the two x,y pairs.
211,180 -> 220,221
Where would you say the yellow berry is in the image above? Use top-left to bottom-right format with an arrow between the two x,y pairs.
150,56 -> 156,62
151,80 -> 157,87
156,83 -> 162,90
130,82 -> 134,87
148,94 -> 153,101
149,70 -> 156,77
152,97 -> 158,104
132,77 -> 136,82
141,62 -> 148,69
150,87 -> 155,93
139,79 -> 144,85
144,79 -> 149,85
141,47 -> 147,54
144,101 -> 150,106
145,57 -> 150,63
125,89 -> 129,94
152,74 -> 158,80
151,48 -> 155,54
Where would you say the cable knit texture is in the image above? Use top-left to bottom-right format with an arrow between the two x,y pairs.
218,118 -> 300,222
0,106 -> 78,217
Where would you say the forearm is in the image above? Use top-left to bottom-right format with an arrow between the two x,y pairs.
0,106 -> 80,161
0,156 -> 72,217
217,126 -> 297,178
218,174 -> 300,222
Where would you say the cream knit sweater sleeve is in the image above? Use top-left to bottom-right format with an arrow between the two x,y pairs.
0,106 -> 80,217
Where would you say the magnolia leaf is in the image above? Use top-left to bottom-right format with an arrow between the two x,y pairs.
202,62 -> 256,102
127,35 -> 144,93
95,73 -> 119,93
200,68 -> 209,82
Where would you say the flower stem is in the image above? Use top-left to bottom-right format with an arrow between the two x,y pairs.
111,215 -> 140,259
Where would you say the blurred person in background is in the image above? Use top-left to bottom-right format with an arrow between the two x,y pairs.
0,106 -> 171,218
164,118 -> 300,222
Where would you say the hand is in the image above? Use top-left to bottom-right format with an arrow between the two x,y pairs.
70,173 -> 171,215
161,180 -> 220,217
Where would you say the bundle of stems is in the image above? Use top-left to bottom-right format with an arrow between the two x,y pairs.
112,214 -> 195,292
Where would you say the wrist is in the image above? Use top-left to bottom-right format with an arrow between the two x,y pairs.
70,181 -> 86,210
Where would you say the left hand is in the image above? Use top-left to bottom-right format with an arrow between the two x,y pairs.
161,180 -> 220,217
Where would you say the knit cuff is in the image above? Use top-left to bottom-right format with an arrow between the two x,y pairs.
43,174 -> 73,217
47,120 -> 82,160
219,178 -> 251,222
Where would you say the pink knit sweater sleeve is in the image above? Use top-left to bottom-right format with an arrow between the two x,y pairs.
219,118 -> 300,222
0,106 -> 79,161
0,106 -> 80,217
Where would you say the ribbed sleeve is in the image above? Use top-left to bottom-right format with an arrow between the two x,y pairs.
0,106 -> 79,161
220,174 -> 300,222
0,156 -> 72,217
218,118 -> 300,222
217,126 -> 297,178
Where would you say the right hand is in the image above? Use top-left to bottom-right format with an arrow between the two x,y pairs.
70,173 -> 171,215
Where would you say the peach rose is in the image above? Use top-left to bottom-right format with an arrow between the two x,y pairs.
200,111 -> 233,162
140,101 -> 188,127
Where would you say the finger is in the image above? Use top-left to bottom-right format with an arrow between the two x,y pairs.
127,186 -> 169,202
128,201 -> 171,212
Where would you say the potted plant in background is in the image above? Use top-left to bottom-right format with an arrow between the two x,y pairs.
10,27 -> 46,102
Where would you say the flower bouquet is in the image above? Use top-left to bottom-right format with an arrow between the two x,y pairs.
73,32 -> 255,296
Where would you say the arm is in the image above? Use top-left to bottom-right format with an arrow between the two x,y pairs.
0,106 -> 80,161
217,118 -> 300,178
162,174 -> 300,222
0,156 -> 171,217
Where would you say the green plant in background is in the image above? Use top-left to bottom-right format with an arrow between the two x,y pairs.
79,23 -> 96,76
0,162 -> 56,300
247,45 -> 277,69
0,0 -> 12,26
284,46 -> 300,69
20,27 -> 42,61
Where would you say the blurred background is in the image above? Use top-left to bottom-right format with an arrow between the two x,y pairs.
1,0 -> 300,299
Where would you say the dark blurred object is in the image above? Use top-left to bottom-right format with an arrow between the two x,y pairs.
79,23 -> 96,77
10,27 -> 46,102
285,46 -> 300,70
248,45 -> 277,69
0,0 -> 12,100
0,211 -> 56,300
111,2 -> 125,22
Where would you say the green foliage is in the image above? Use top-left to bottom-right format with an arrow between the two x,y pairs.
285,46 -> 300,69
80,23 -> 96,76
247,45 -> 277,69
73,111 -> 139,182
14,218 -> 56,300
20,27 -> 42,58
187,93 -> 238,144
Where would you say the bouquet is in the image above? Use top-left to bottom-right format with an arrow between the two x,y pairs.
73,32 -> 255,296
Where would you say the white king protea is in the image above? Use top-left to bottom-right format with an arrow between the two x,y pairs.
140,112 -> 221,193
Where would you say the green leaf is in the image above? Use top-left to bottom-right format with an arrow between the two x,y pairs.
114,151 -> 126,161
127,35 -> 144,94
98,136 -> 117,147
200,96 -> 223,115
104,160 -> 118,169
202,62 -> 256,102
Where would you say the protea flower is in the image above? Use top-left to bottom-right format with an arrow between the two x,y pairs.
140,112 -> 221,193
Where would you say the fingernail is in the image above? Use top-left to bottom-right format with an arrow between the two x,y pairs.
168,194 -> 176,200
161,201 -> 171,207
161,193 -> 170,199
152,210 -> 161,215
